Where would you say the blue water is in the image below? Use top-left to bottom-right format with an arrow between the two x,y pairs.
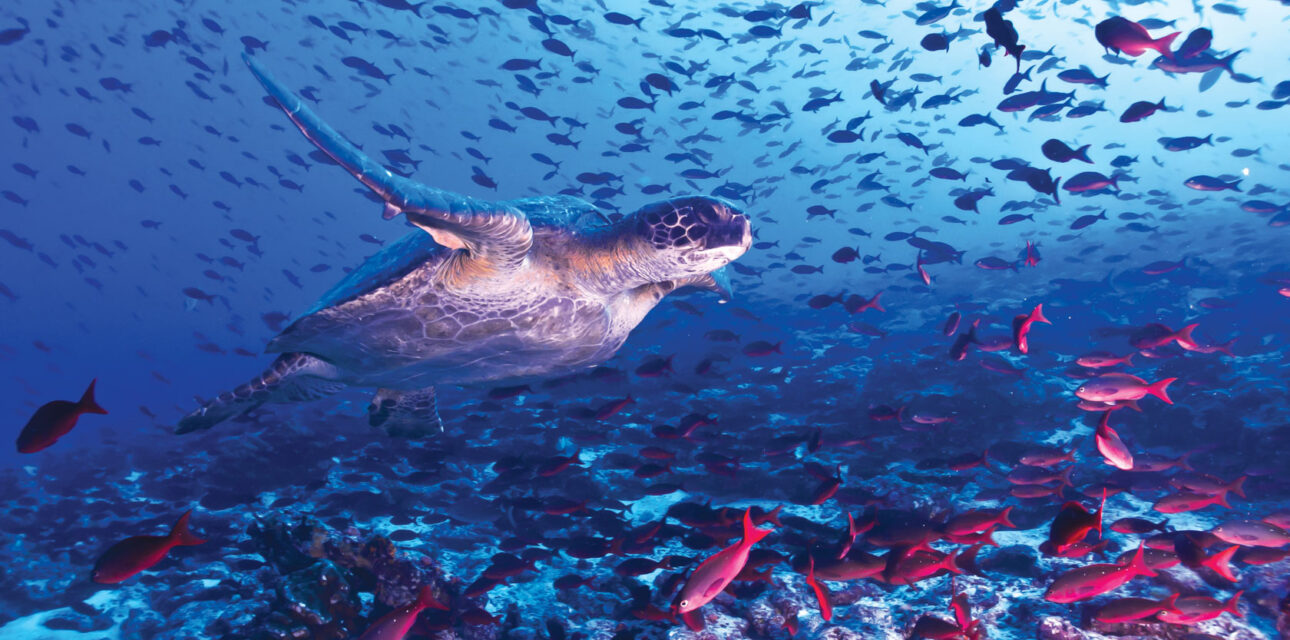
2,0 -> 1288,638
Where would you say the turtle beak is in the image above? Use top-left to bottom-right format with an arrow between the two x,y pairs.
707,211 -> 751,260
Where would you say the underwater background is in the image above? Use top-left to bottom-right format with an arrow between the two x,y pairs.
2,0 -> 1290,638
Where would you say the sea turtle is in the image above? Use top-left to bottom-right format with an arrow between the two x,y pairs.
175,55 -> 752,437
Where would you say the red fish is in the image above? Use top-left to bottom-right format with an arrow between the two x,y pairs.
1092,593 -> 1180,623
1044,543 -> 1156,603
1153,490 -> 1230,514
844,291 -> 884,314
536,450 -> 582,477
948,320 -> 979,361
1047,491 -> 1105,552
676,509 -> 773,613
91,510 -> 206,583
635,355 -> 674,377
807,466 -> 842,505
594,395 -> 634,420
16,379 -> 108,453
742,341 -> 783,356
804,556 -> 833,621
943,311 -> 961,336
882,547 -> 961,585
1128,322 -> 1196,350
813,550 -> 885,581
1171,472 -> 1245,497
943,507 -> 1015,537
357,585 -> 449,640
1022,240 -> 1040,267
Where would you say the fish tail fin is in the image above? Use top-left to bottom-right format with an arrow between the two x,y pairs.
1203,545 -> 1240,582
872,291 -> 885,312
79,379 -> 109,415
1076,144 -> 1092,163
1216,491 -> 1232,509
1231,179 -> 1243,192
942,549 -> 963,574
1155,31 -> 1181,58
766,504 -> 784,527
1129,543 -> 1157,577
1121,352 -> 1135,367
1222,50 -> 1242,75
170,509 -> 206,547
414,584 -> 449,611
1058,466 -> 1075,488
1145,377 -> 1176,404
998,505 -> 1015,529
742,508 -> 773,545
1225,590 -> 1244,616
1161,592 -> 1181,613
1215,338 -> 1237,357
1228,474 -> 1246,498
1031,303 -> 1051,325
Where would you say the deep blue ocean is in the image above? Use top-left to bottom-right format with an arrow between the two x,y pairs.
2,0 -> 1289,638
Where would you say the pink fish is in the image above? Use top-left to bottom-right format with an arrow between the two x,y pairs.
1156,592 -> 1242,625
1094,413 -> 1133,470
1075,373 -> 1176,404
1094,17 -> 1179,58
1212,519 -> 1290,548
676,508 -> 773,613
1011,303 -> 1050,354
357,585 -> 449,640
1044,543 -> 1156,603
1075,351 -> 1134,368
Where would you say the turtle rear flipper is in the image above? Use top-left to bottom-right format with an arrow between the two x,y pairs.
175,353 -> 342,434
368,387 -> 443,438
243,54 -> 532,271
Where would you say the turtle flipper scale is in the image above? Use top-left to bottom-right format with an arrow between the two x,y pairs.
175,353 -> 342,434
243,54 -> 532,270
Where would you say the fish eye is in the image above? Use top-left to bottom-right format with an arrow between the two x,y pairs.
679,599 -> 689,608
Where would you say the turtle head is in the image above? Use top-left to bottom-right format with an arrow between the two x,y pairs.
628,196 -> 751,281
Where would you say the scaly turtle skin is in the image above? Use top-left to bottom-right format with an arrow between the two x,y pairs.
175,55 -> 752,437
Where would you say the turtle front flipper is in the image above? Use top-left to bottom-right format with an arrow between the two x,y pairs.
367,387 -> 443,438
175,353 -> 343,434
243,54 -> 532,272
671,266 -> 734,302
